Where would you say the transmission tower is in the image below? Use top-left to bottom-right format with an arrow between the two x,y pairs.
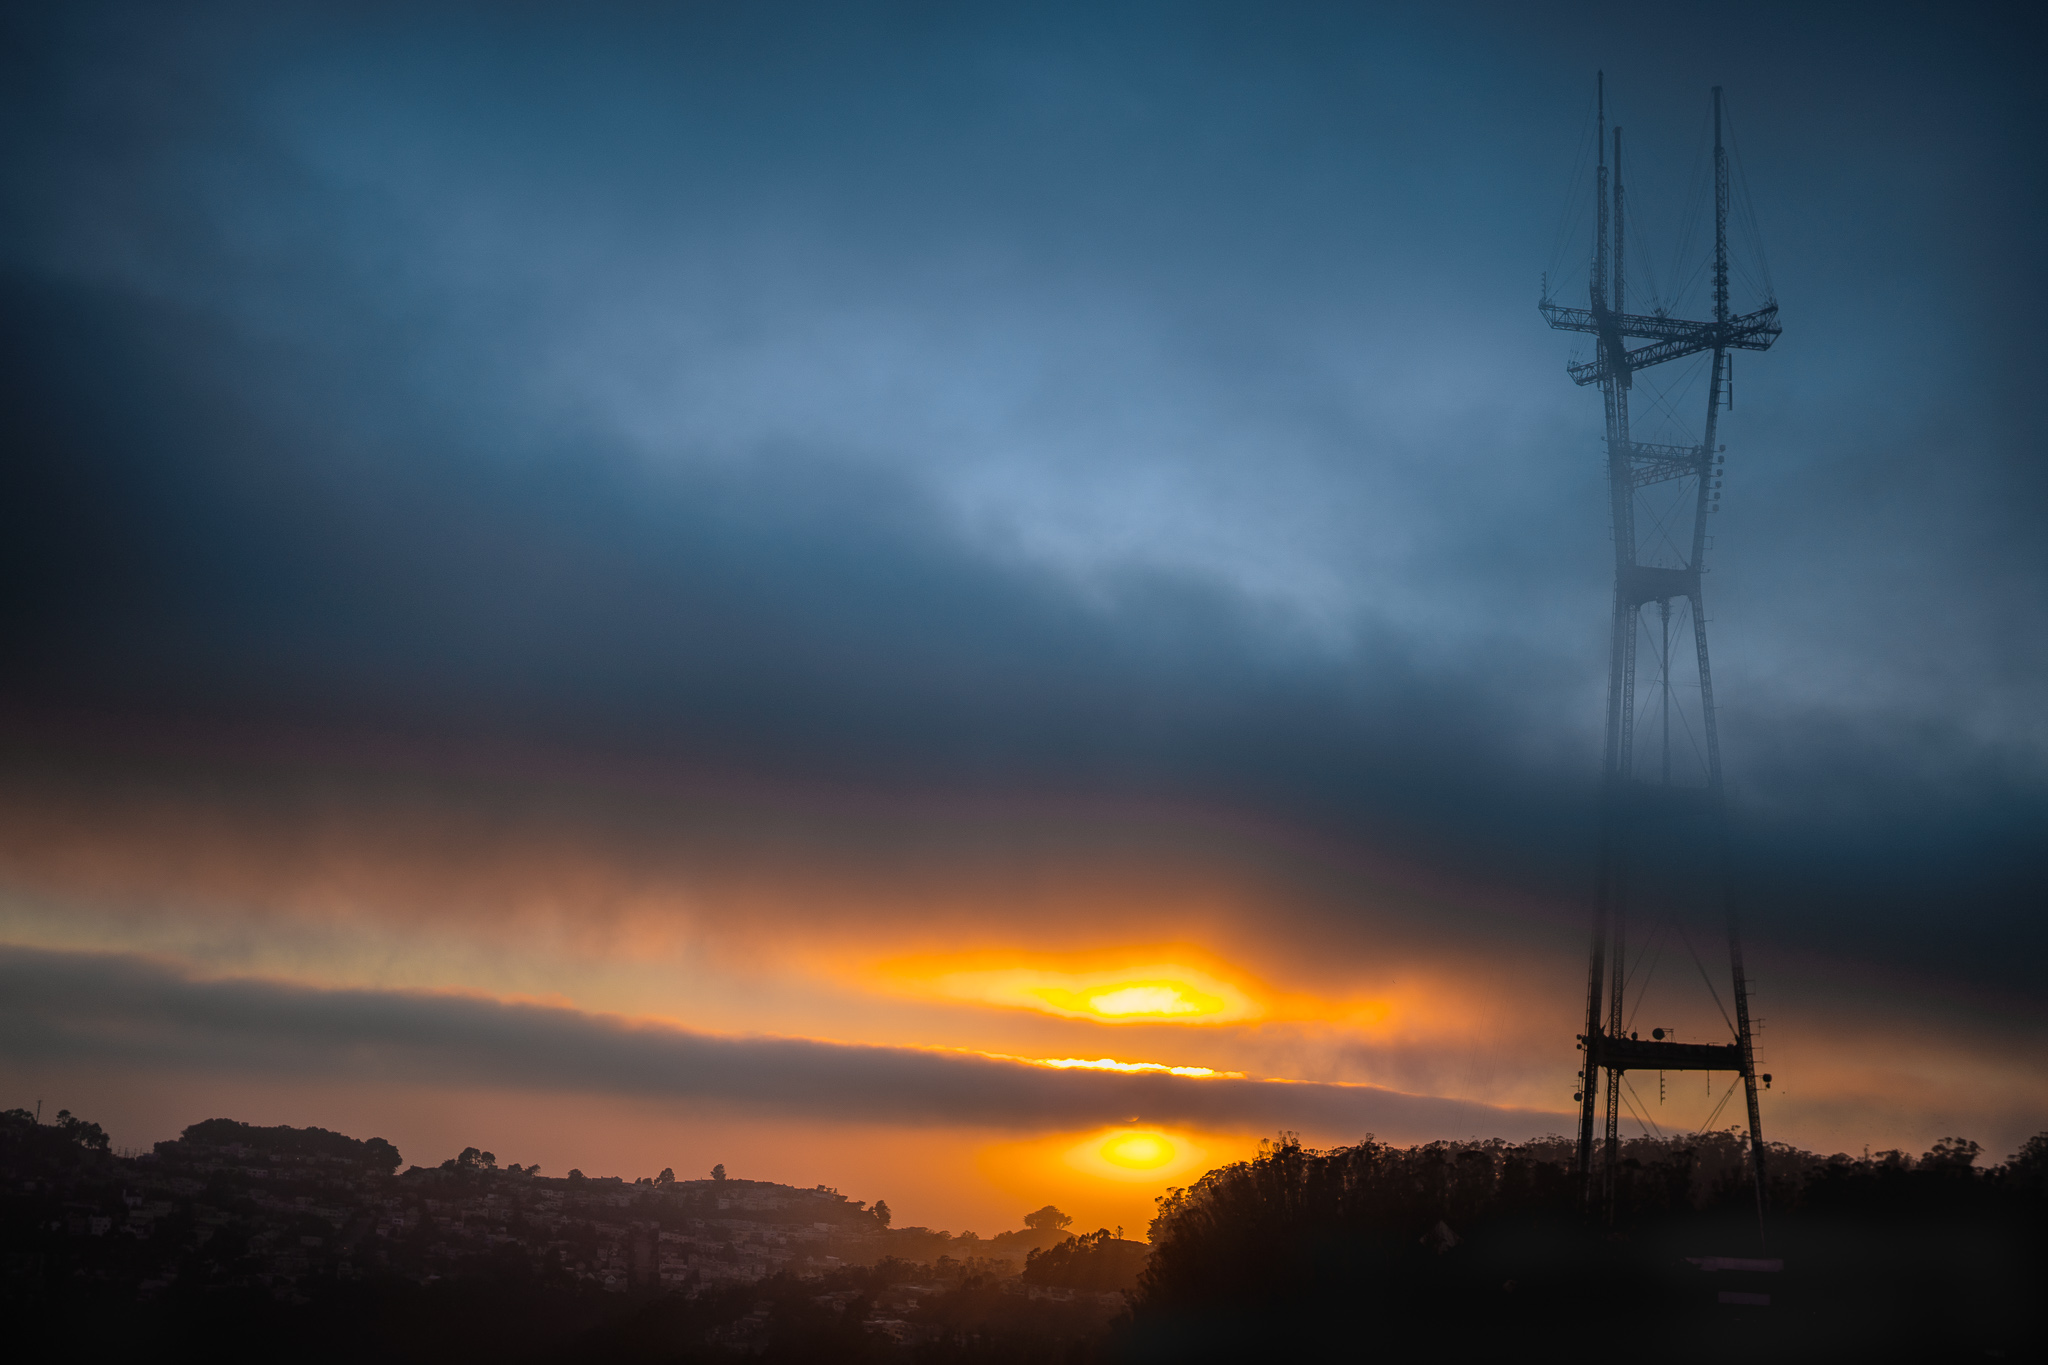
1540,77 -> 1781,1226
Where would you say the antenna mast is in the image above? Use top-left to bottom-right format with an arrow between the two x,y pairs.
1540,80 -> 1783,1234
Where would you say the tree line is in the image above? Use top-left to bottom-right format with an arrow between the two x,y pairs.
1121,1128 -> 2048,1362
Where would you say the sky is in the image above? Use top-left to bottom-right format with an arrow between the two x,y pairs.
1,1 -> 2043,1236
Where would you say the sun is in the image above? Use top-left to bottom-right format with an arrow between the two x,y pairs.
1100,1132 -> 1176,1170
1056,1127 -> 1208,1182
980,1127 -> 1249,1209
899,959 -> 1261,1024
1032,980 -> 1227,1020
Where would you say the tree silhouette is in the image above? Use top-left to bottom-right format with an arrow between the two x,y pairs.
1024,1228 -> 1150,1291
1127,1128 -> 2048,1359
2009,1133 -> 2048,1194
1925,1137 -> 1982,1169
170,1117 -> 400,1173
711,1163 -> 727,1182
53,1109 -> 110,1152
1023,1205 -> 1072,1233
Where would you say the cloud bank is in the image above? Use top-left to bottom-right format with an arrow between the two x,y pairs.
1,3 -> 2039,989
0,947 -> 1564,1143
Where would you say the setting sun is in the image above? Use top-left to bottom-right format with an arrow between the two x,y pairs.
1034,980 -> 1224,1019
1052,1126 -> 1217,1184
1100,1132 -> 1175,1169
890,957 -> 1264,1024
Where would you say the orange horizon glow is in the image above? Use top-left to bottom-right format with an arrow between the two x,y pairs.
3,750 -> 2044,1239
970,1124 -> 1252,1234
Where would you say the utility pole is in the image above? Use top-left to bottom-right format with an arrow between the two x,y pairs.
1540,79 -> 1782,1233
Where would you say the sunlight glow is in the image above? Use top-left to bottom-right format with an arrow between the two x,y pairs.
979,1127 -> 1254,1231
986,1053 -> 1241,1078
1100,1133 -> 1175,1169
902,959 -> 1262,1024
1054,1127 -> 1213,1183
1035,981 -> 1222,1017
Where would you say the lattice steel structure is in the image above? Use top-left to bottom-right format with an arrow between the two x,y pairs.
1540,78 -> 1781,1224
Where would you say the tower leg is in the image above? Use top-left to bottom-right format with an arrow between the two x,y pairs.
1576,822 -> 1610,1202
1694,589 -> 1768,1242
1721,814 -> 1769,1243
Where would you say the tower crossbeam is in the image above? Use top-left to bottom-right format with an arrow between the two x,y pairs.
1624,442 -> 1710,488
1554,303 -> 1781,386
1538,299 -> 1782,346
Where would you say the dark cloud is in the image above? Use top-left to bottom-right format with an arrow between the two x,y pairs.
0,2 -> 2041,992
0,947 -> 1561,1140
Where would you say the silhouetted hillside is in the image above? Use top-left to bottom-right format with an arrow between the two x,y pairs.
6,1107 -> 2043,1363
168,1118 -> 404,1174
0,1107 -> 1121,1362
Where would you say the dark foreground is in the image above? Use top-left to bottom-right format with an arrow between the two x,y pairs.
6,1109 -> 2043,1363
